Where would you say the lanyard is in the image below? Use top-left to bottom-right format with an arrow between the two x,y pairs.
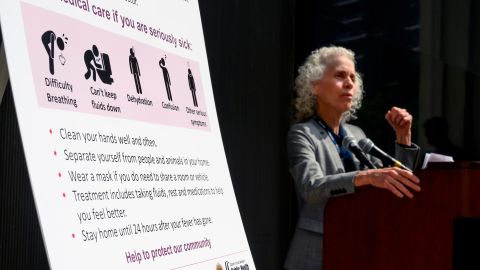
312,116 -> 357,171
312,116 -> 342,154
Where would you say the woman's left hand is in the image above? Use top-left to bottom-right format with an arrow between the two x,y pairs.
385,106 -> 412,146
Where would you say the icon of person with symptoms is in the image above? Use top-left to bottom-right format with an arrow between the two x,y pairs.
41,30 -> 67,75
83,44 -> 114,84
187,68 -> 198,107
129,47 -> 142,94
84,45 -> 102,81
159,57 -> 172,101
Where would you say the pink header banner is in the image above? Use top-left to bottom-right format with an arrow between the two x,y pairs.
22,2 -> 210,131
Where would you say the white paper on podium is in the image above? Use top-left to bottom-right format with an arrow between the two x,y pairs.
0,1 -> 255,269
421,153 -> 454,169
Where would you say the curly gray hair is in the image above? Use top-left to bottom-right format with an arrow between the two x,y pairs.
293,46 -> 364,123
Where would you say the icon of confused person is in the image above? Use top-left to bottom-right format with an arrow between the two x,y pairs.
83,44 -> 114,84
41,30 -> 68,75
129,47 -> 142,94
159,57 -> 172,101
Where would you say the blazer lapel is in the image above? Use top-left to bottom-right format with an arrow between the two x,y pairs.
312,119 -> 345,171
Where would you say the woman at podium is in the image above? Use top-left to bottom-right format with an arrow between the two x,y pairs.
284,46 -> 421,270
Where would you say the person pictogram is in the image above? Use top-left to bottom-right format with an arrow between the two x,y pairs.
41,30 -> 68,75
159,57 -> 172,101
83,45 -> 113,84
129,47 -> 142,94
187,68 -> 198,107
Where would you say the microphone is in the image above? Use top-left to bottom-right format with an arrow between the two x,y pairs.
342,136 -> 376,169
358,138 -> 412,172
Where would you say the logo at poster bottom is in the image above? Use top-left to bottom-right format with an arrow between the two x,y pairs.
224,260 -> 249,270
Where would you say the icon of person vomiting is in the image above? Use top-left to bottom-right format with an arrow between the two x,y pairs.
84,45 -> 101,81
129,47 -> 142,94
41,30 -> 67,75
84,44 -> 113,84
187,68 -> 198,107
159,57 -> 172,101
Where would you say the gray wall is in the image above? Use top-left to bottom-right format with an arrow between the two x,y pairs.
198,1 -> 296,268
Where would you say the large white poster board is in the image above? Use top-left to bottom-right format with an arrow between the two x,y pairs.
0,1 -> 255,269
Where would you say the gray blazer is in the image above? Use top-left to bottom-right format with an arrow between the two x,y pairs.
285,119 -> 419,270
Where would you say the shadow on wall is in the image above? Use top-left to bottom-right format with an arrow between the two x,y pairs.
423,116 -> 470,161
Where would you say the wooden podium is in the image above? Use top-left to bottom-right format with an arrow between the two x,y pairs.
323,162 -> 480,270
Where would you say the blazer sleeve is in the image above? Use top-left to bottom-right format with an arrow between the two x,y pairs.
395,143 -> 421,170
287,125 -> 357,203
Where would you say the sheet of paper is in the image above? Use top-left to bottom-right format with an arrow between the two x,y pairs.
422,153 -> 454,169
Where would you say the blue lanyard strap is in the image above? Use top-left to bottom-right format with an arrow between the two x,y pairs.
312,116 -> 342,152
312,116 -> 357,172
